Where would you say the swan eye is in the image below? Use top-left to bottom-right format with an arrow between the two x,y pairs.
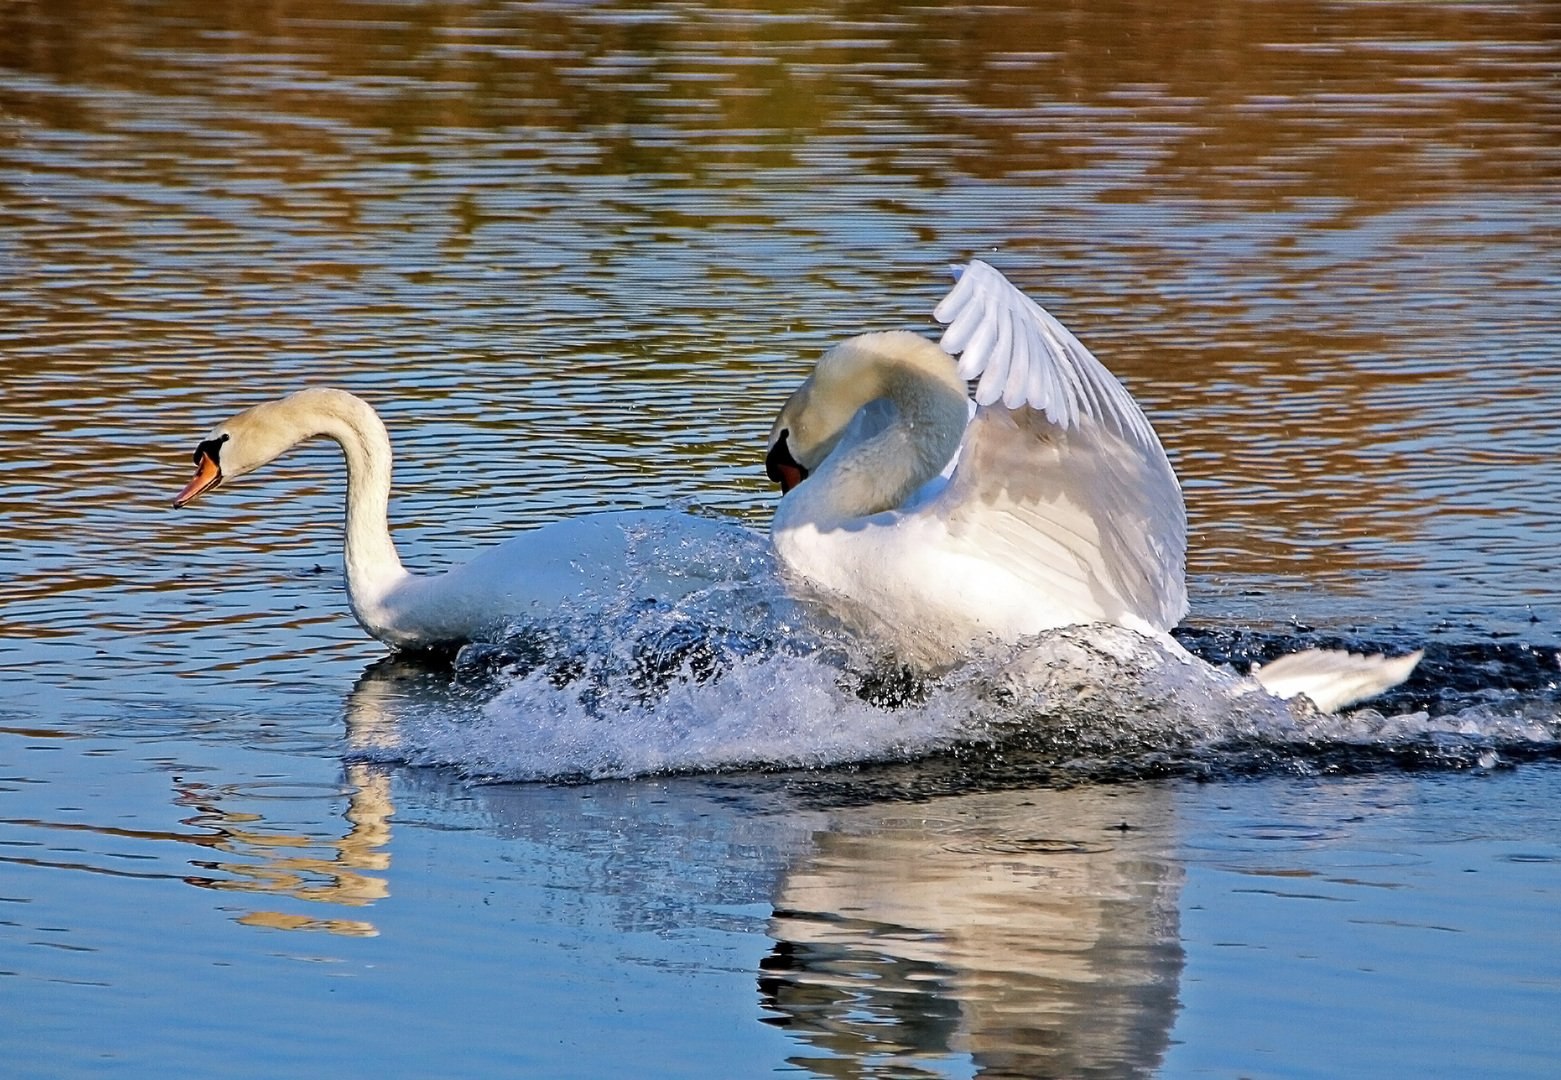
193,433 -> 230,466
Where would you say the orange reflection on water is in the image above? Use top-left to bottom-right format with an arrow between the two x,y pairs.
172,767 -> 393,938
0,0 -> 1556,672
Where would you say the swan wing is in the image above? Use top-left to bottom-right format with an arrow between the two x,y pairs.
927,261 -> 1188,631
934,260 -> 1160,446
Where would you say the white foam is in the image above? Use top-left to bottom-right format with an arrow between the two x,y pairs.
398,652 -> 969,782
349,598 -> 1560,783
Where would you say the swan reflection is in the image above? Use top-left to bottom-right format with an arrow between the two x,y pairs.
162,658 -> 427,937
208,650 -> 1190,1076
762,784 -> 1184,1078
161,769 -> 389,938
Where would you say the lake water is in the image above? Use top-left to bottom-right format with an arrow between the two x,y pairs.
2,1 -> 1559,1076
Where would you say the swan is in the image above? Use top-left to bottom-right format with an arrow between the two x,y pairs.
171,387 -> 766,650
764,260 -> 1420,711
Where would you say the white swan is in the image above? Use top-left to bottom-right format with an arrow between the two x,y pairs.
172,387 -> 764,650
765,260 -> 1420,710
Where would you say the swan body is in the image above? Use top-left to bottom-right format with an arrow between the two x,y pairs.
173,388 -> 763,650
767,264 -> 1185,661
766,260 -> 1420,710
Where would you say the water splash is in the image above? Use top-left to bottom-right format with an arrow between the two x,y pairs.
345,573 -> 1561,785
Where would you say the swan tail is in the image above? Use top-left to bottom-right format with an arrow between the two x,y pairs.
1252,647 -> 1424,713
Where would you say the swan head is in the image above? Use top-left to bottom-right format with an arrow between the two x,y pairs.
173,430 -> 231,508
764,370 -> 851,495
172,388 -> 361,508
765,331 -> 966,497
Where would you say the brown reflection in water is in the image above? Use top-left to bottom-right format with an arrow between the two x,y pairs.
762,785 -> 1183,1078
0,661 -> 432,938
1,0 -> 1554,624
173,771 -> 391,937
0,765 -> 393,937
161,652 -> 456,937
155,660 -> 427,936
3,0 -> 1550,194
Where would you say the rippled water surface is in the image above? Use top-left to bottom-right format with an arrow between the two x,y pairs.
2,1 -> 1559,1076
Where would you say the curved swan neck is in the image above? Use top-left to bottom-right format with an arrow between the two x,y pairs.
230,388 -> 411,620
328,398 -> 409,609
778,333 -> 969,529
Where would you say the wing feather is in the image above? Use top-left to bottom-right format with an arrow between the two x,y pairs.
1015,309 -> 1049,414
922,260 -> 1187,631
965,314 -> 1004,406
937,260 -> 1160,449
1032,310 -> 1084,428
1000,305 -> 1030,409
937,288 -> 985,370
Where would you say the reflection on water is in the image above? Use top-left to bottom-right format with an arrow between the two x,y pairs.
762,786 -> 1182,1079
0,724 -> 392,939
2,0 -> 1557,675
175,770 -> 391,937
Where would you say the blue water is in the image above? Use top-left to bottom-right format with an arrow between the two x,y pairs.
2,0 -> 1559,1075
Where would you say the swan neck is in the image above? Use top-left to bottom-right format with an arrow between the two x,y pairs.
327,404 -> 410,614
251,391 -> 410,622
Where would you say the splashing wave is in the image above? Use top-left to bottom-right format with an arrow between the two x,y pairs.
343,568 -> 1561,784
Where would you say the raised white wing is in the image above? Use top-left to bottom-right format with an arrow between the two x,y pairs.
927,260 -> 1188,632
934,259 -> 1161,449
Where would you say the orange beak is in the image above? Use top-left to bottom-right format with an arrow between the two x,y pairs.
173,451 -> 222,508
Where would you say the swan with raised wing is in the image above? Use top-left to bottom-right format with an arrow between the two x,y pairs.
172,387 -> 764,651
765,260 -> 1420,711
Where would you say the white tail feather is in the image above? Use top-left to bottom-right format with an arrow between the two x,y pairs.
1252,648 -> 1424,713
